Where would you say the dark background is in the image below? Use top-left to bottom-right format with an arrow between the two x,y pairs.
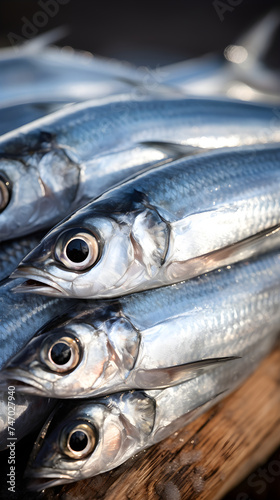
0,0 -> 279,67
0,1 -> 279,499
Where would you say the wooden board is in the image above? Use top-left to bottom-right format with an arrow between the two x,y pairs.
38,345 -> 280,500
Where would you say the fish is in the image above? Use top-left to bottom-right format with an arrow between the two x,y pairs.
0,231 -> 46,283
2,11 -> 279,110
12,144 -> 280,299
1,96 -> 280,241
25,335 -> 277,489
0,27 -> 69,61
162,10 -> 280,103
0,101 -> 74,136
223,9 -> 280,100
5,249 -> 280,398
0,278 -> 78,370
0,388 -> 55,451
0,44 -> 147,108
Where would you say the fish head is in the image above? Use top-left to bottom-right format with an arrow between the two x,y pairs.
12,193 -> 169,298
25,401 -> 118,488
4,309 -> 140,398
26,392 -> 155,488
11,204 -> 138,297
0,132 -> 80,240
0,157 -> 43,239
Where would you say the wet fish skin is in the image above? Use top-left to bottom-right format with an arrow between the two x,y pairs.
0,231 -> 46,283
25,335 -> 277,489
0,45 -> 146,108
6,250 -> 280,398
13,144 -> 280,299
0,389 -> 55,451
0,278 -> 78,370
0,101 -> 74,136
1,97 -> 280,241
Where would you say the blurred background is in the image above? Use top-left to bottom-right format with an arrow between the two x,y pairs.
0,0 -> 279,67
0,1 -> 279,499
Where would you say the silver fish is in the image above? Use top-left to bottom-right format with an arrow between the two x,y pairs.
162,11 -> 280,103
1,96 -> 280,241
0,278 -> 77,370
223,10 -> 280,100
0,101 -> 73,136
0,388 -> 55,451
6,250 -> 280,398
0,44 -> 146,108
12,144 -> 280,299
0,27 -> 69,61
25,336 -> 277,489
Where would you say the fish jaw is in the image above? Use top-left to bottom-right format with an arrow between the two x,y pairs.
1,368 -> 51,397
2,331 -> 63,397
10,266 -> 70,297
25,469 -> 76,490
9,222 -> 82,296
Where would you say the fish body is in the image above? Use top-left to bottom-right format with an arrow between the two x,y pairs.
0,45 -> 145,108
0,278 -> 77,370
162,56 -> 280,104
0,231 -> 45,282
1,97 -> 280,241
13,144 -> 280,298
162,11 -> 280,103
25,335 -> 276,489
0,389 -> 55,450
0,101 -> 74,136
6,250 -> 280,398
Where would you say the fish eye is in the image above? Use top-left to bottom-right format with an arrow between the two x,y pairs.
55,229 -> 99,271
61,422 -> 97,459
0,174 -> 11,212
41,334 -> 80,373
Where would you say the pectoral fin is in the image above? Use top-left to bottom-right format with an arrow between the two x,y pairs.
134,356 -> 240,389
167,223 -> 280,282
141,141 -> 208,159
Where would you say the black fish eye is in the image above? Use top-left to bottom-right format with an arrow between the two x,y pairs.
66,238 -> 89,263
61,422 -> 97,459
0,174 -> 11,212
55,230 -> 99,271
42,334 -> 80,373
50,342 -> 71,365
69,430 -> 88,452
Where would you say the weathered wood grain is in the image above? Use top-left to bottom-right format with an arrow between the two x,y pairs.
41,346 -> 280,500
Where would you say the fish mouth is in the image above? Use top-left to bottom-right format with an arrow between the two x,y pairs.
13,279 -> 65,297
1,369 -> 50,396
10,267 -> 67,297
25,468 -> 75,490
26,477 -> 74,491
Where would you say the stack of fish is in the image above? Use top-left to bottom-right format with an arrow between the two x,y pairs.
0,15 -> 280,492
